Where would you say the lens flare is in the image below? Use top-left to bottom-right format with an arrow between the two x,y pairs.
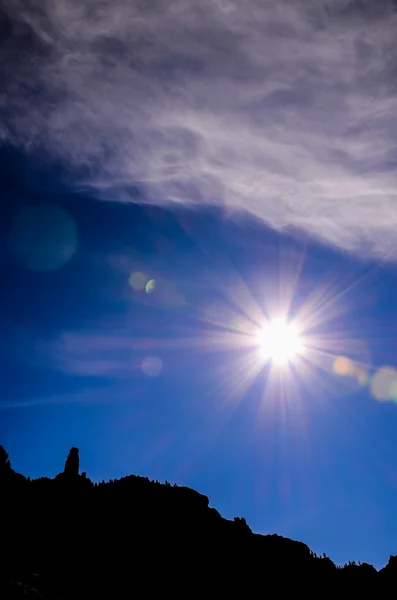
141,356 -> 163,377
145,278 -> 156,294
129,271 -> 149,291
333,356 -> 354,377
370,367 -> 397,402
9,204 -> 77,271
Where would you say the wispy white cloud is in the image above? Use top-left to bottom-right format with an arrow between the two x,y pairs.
33,331 -> 141,377
28,321 -> 259,378
2,1 -> 397,257
0,389 -> 102,410
9,326 -> 140,378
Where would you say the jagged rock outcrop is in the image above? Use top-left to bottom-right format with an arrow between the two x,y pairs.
54,447 -> 83,485
0,444 -> 11,473
0,444 -> 25,484
379,554 -> 397,579
63,447 -> 80,478
234,516 -> 252,533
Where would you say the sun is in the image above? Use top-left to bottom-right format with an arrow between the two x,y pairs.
257,317 -> 304,366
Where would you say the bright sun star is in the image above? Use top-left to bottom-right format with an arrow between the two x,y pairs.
258,317 -> 304,366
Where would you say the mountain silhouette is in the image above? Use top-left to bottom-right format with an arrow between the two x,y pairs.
1,445 -> 396,598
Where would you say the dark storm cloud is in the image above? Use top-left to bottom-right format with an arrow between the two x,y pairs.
1,0 -> 397,257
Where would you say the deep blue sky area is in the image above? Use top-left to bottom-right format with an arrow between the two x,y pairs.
2,148 -> 397,569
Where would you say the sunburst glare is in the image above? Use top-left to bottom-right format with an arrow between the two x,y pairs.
124,215 -> 383,416
256,317 -> 305,367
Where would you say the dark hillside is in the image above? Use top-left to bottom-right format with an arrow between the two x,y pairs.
1,446 -> 395,598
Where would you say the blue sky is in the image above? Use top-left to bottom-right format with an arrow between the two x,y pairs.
2,0 -> 397,571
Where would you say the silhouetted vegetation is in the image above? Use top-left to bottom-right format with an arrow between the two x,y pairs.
1,444 -> 396,598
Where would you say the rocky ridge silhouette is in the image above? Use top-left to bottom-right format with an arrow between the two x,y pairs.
1,445 -> 396,598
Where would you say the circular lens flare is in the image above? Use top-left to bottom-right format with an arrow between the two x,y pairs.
258,317 -> 303,366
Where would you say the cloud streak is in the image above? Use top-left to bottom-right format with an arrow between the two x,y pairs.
32,325 -> 256,378
2,0 -> 397,257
